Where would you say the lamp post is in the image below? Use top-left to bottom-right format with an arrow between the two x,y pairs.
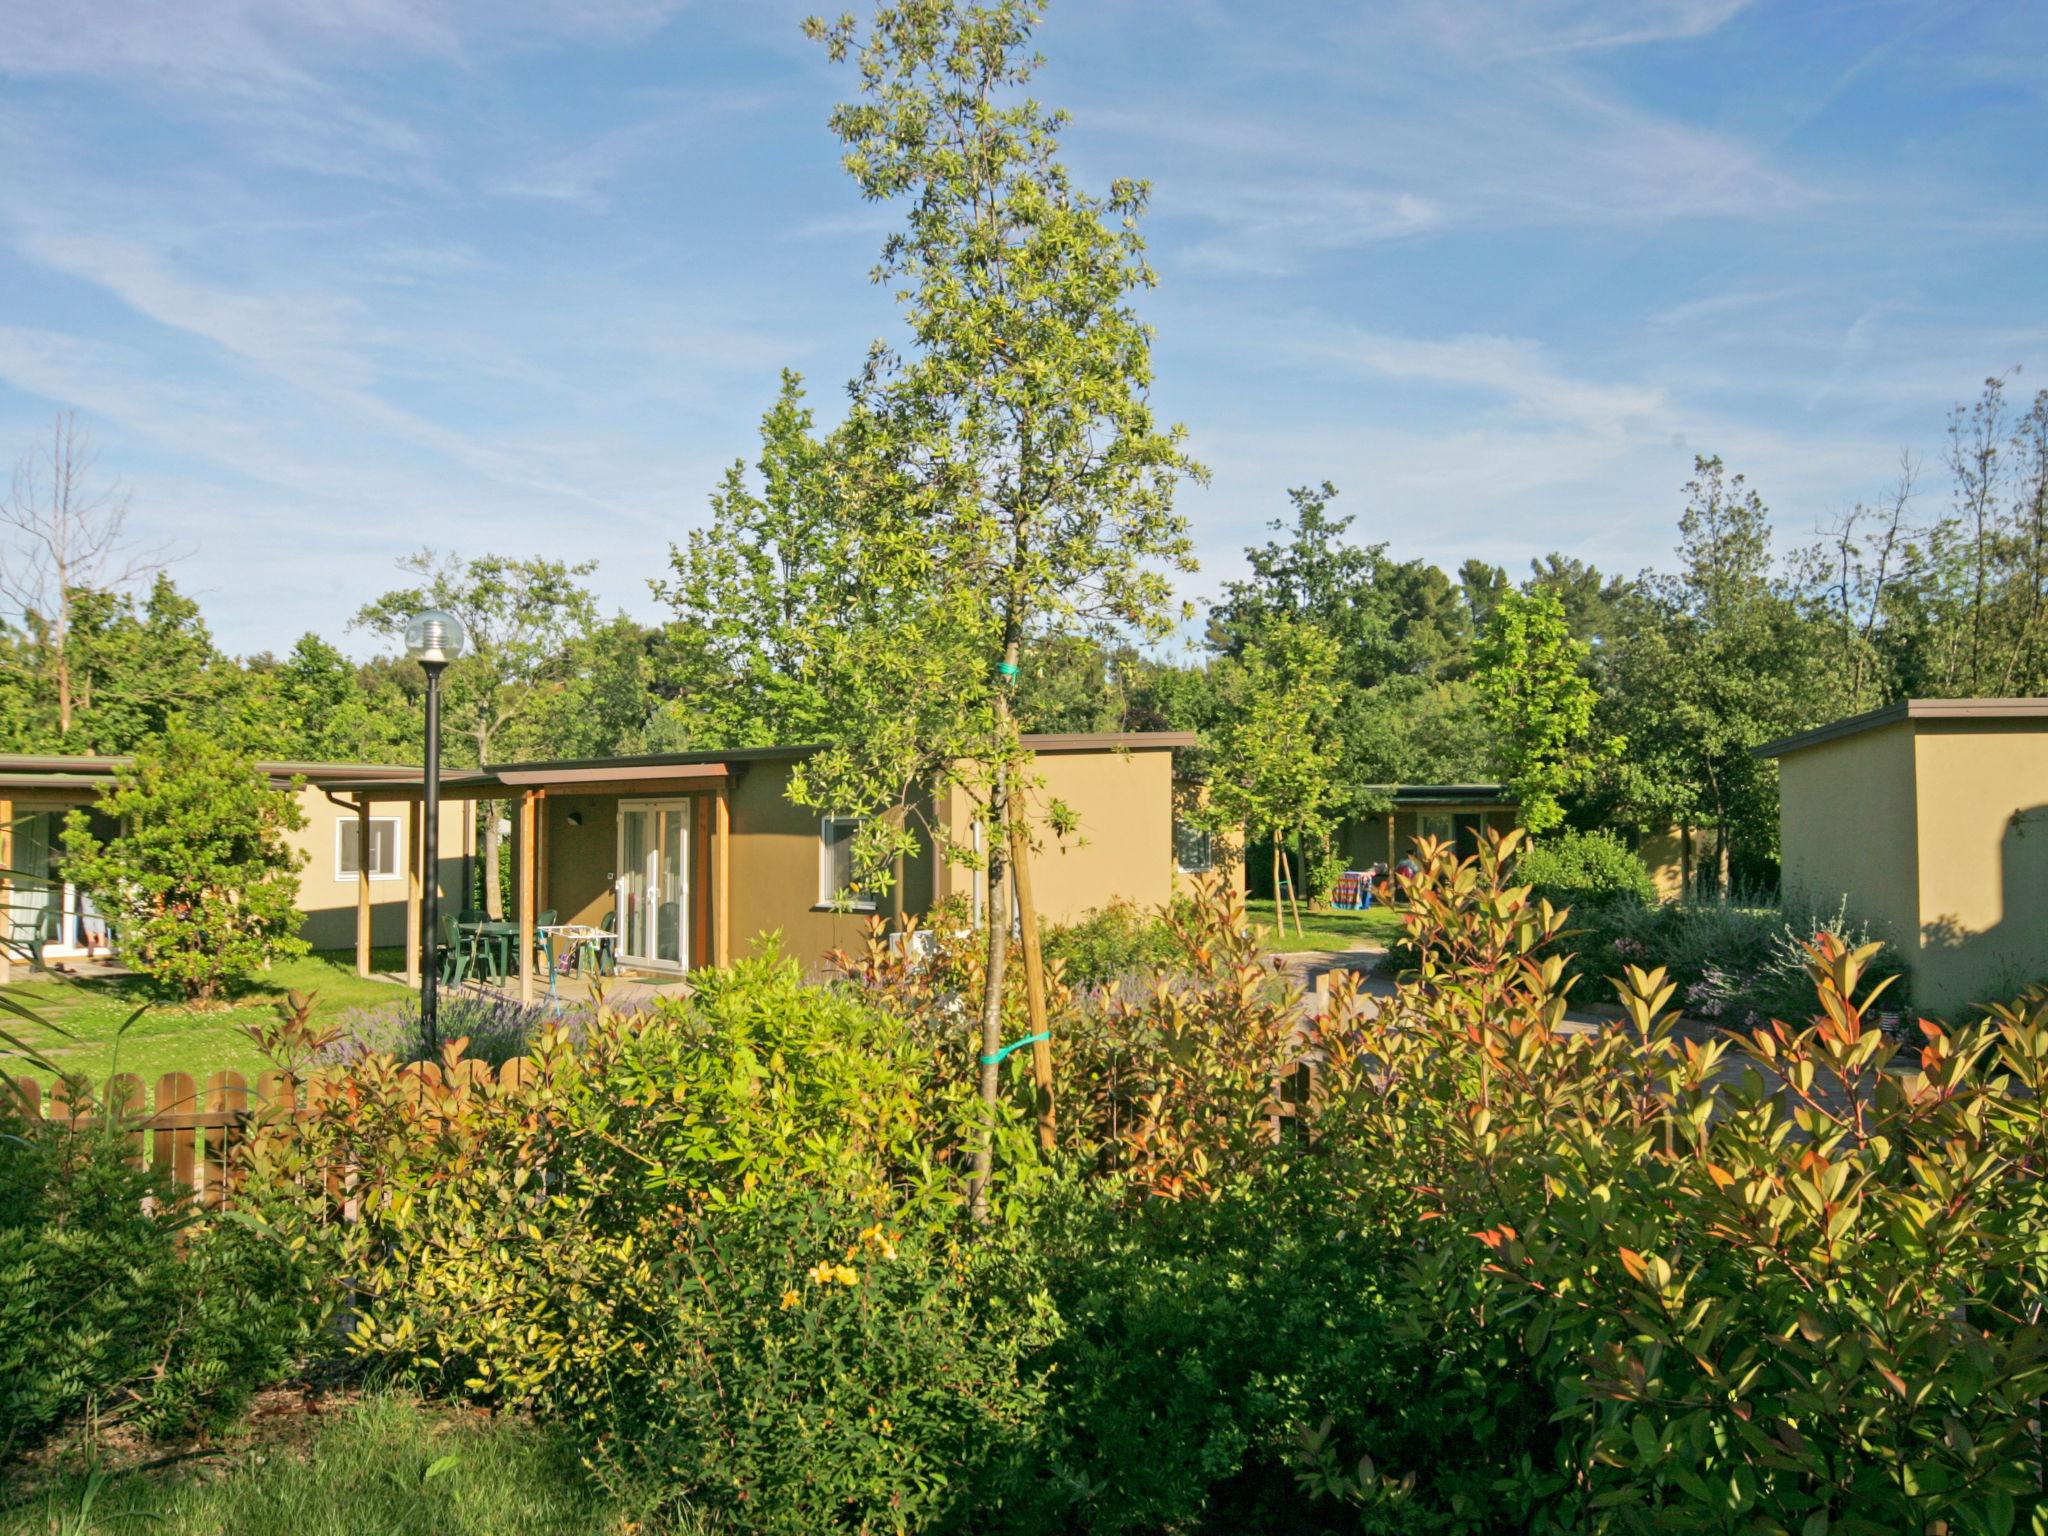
404,607 -> 466,1055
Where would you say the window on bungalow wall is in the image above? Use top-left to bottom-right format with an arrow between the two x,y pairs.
1174,817 -> 1214,874
1418,812 -> 1456,849
336,816 -> 402,881
818,816 -> 876,910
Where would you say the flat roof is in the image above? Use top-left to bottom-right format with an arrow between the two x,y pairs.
0,754 -> 424,780
1755,698 -> 2048,758
313,731 -> 1201,797
1354,783 -> 1514,806
0,733 -> 1202,802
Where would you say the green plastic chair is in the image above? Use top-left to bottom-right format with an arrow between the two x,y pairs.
438,913 -> 472,986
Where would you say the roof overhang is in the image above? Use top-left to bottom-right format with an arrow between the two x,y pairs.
1755,697 -> 2048,758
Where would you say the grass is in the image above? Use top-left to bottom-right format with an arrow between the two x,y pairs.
1245,897 -> 1408,953
0,949 -> 412,1088
0,1394 -> 690,1536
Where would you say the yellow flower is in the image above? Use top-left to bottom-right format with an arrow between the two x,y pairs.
779,1288 -> 801,1310
806,1261 -> 860,1287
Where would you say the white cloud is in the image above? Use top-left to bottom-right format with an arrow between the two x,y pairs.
1411,0 -> 1756,62
1284,325 -> 1668,433
1180,186 -> 1445,274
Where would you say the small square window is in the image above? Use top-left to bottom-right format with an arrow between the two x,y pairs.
819,816 -> 876,910
337,816 -> 402,881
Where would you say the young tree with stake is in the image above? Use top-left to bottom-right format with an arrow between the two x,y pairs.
791,0 -> 1202,1218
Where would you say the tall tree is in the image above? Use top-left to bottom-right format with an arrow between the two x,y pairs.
771,0 -> 1202,1215
1200,620 -> 1342,935
0,414 -> 174,739
1602,457 -> 1828,892
650,371 -> 849,750
355,551 -> 599,917
1473,586 -> 1615,835
67,575 -> 238,753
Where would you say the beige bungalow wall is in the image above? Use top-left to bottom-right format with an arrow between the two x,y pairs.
1909,723 -> 2048,1010
284,785 -> 472,951
1776,720 -> 1922,963
1777,717 -> 2048,1014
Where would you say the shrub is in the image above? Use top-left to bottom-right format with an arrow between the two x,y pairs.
1301,833 -> 2048,1531
61,724 -> 309,1003
1038,900 -> 1176,988
322,991 -> 575,1069
248,950 -> 1049,1532
0,1102 -> 313,1457
1570,893 -> 1911,1025
1517,826 -> 1656,908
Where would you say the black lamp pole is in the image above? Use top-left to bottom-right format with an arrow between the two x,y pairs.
420,658 -> 446,1055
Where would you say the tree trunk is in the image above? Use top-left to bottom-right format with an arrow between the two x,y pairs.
55,642 -> 71,738
1008,799 -> 1054,1154
1680,819 -> 1694,901
970,672 -> 1018,1223
482,800 -> 504,919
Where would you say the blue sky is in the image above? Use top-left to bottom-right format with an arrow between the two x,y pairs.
1,0 -> 2043,657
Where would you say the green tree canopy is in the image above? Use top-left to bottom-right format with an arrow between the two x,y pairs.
1473,586 -> 1616,835
62,723 -> 309,1003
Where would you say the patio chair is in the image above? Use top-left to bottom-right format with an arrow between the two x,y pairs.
531,909 -> 557,972
439,913 -> 503,987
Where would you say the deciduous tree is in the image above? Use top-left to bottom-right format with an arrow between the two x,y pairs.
1473,586 -> 1616,835
62,724 -> 308,1003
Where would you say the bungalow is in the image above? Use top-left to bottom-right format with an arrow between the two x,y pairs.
1,734 -> 1213,997
1758,698 -> 2048,1014
1335,785 -> 1521,867
0,756 -> 470,984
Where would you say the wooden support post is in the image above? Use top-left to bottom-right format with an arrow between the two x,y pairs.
0,793 -> 13,986
536,789 -> 550,916
518,789 -> 537,1005
355,800 -> 372,978
712,783 -> 731,968
1008,802 -> 1056,1153
404,800 -> 422,987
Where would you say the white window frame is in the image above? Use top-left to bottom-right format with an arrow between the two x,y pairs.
336,814 -> 404,882
818,815 -> 877,911
1174,819 -> 1214,874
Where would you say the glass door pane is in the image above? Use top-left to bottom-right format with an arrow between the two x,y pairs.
657,807 -> 687,967
618,807 -> 650,963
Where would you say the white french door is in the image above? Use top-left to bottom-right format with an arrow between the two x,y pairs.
616,799 -> 691,971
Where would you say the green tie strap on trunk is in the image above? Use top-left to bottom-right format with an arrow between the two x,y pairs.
996,660 -> 1019,678
981,1030 -> 1048,1066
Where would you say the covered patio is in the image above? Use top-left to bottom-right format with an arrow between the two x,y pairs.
320,755 -> 736,1004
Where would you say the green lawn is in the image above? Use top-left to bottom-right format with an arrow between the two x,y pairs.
1,948 -> 413,1089
1245,897 -> 1408,953
0,1395 -> 686,1536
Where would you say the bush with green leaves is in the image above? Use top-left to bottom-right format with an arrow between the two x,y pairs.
62,723 -> 309,1003
1299,834 -> 2048,1531
248,950 -> 1051,1533
1567,892 -> 1910,1025
0,1103 -> 314,1458
1517,826 -> 1657,908
1037,900 -> 1176,988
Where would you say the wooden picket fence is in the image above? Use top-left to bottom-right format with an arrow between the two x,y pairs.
5,1060 -> 538,1212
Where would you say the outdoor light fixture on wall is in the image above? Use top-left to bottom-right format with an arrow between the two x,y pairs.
405,607 -> 466,1052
